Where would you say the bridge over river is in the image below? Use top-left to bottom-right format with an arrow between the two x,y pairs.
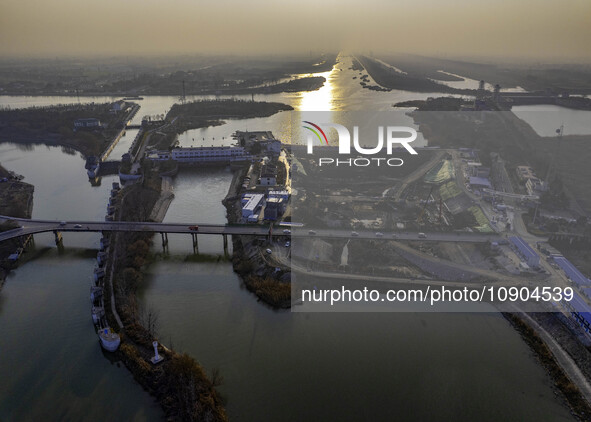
0,215 -> 501,244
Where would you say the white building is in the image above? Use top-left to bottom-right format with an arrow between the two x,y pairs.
148,146 -> 252,163
268,190 -> 289,200
242,194 -> 265,218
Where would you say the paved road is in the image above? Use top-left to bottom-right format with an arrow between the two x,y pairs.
0,215 -> 502,244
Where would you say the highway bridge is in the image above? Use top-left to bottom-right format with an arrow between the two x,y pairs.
0,215 -> 502,244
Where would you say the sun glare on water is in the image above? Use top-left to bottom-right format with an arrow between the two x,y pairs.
297,69 -> 336,112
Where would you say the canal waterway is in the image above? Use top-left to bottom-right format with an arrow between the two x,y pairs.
0,54 -> 579,420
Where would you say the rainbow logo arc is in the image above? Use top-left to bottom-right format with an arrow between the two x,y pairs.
302,121 -> 329,146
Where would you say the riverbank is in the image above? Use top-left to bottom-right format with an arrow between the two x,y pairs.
102,165 -> 227,421
0,102 -> 136,157
356,55 -> 475,95
0,164 -> 34,287
504,312 -> 591,421
166,99 -> 293,134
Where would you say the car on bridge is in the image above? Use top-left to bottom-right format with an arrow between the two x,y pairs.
188,225 -> 199,231
351,231 -> 359,237
74,224 -> 82,229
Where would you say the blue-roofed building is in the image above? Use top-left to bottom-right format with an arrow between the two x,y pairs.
553,256 -> 591,286
509,236 -> 540,268
469,176 -> 492,190
564,291 -> 591,334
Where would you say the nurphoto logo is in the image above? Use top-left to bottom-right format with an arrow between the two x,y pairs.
302,121 -> 418,167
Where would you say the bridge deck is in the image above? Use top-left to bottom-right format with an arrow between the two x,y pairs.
0,215 -> 501,244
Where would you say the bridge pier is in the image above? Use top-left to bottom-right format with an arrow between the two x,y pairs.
223,234 -> 228,254
160,232 -> 168,250
192,233 -> 199,254
18,234 -> 33,248
53,230 -> 63,246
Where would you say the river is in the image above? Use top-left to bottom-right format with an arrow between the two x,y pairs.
512,104 -> 591,136
0,54 -> 577,421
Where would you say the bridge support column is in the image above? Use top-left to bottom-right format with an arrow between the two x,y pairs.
161,232 -> 168,250
53,230 -> 63,246
192,233 -> 199,254
223,234 -> 228,254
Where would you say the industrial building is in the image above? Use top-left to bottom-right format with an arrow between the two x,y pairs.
509,236 -> 540,268
241,193 -> 255,206
74,118 -> 101,129
268,190 -> 290,200
516,166 -> 536,181
467,162 -> 490,178
525,178 -> 548,196
259,164 -> 277,186
469,176 -> 492,191
263,197 -> 286,221
172,146 -> 251,163
260,139 -> 282,155
242,194 -> 265,218
564,292 -> 591,335
148,146 -> 252,164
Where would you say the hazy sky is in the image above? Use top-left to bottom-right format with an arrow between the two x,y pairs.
1,0 -> 590,61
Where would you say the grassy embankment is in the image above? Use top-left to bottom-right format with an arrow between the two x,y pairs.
146,99 -> 294,151
166,99 -> 293,133
0,103 -> 131,157
371,54 -> 591,94
102,162 -> 227,421
394,97 -> 469,111
356,55 -> 475,95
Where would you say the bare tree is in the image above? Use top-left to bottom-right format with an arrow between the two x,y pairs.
139,302 -> 160,338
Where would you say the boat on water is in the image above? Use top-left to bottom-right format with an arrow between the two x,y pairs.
90,286 -> 103,302
96,251 -> 108,266
118,171 -> 142,182
85,156 -> 100,178
93,267 -> 105,282
87,165 -> 99,178
98,327 -> 121,352
91,306 -> 105,324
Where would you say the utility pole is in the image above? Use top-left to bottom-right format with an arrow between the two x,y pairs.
545,123 -> 564,185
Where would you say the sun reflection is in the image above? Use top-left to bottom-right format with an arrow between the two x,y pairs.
297,69 -> 336,112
